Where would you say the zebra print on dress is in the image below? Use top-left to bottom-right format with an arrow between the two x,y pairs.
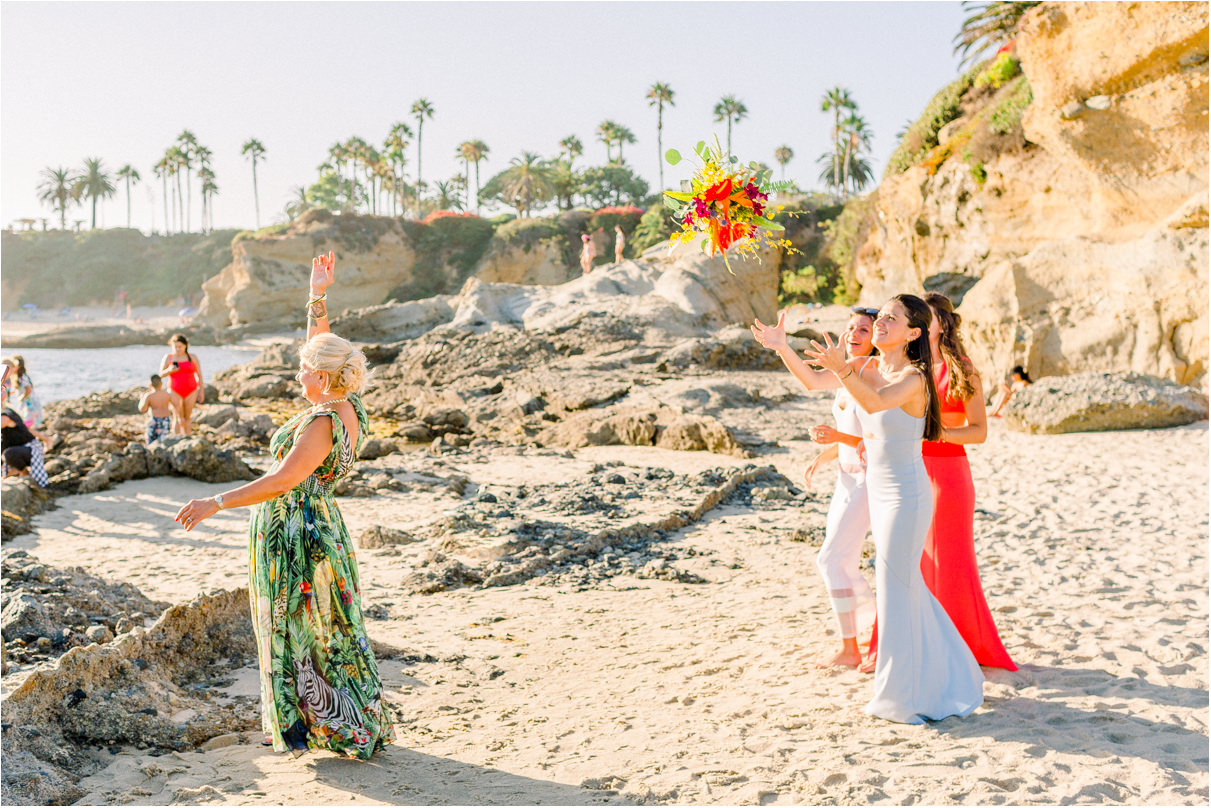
295,655 -> 370,742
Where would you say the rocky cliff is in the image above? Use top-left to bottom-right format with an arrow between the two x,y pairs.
850,1 -> 1208,388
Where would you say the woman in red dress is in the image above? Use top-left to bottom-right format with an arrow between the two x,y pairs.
920,292 -> 1015,670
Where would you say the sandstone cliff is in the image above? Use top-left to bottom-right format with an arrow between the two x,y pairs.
850,1 -> 1208,388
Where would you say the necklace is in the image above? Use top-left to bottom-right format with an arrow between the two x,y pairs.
310,396 -> 349,411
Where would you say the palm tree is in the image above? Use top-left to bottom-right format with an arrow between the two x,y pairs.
821,86 -> 855,199
954,1 -> 1041,65
713,95 -> 748,154
840,113 -> 873,200
646,82 -> 675,189
241,138 -> 267,228
488,152 -> 556,218
596,120 -> 621,162
153,155 -> 171,234
116,165 -> 140,229
559,135 -> 583,165
170,146 -> 189,231
198,166 -> 218,231
72,157 -> 116,230
384,122 -> 412,216
468,139 -> 489,214
433,180 -> 463,211
615,125 -> 637,163
456,141 -> 475,211
176,130 -> 197,232
773,146 -> 794,181
194,144 -> 213,231
817,150 -> 874,196
411,98 -> 435,213
37,166 -> 76,229
285,186 -> 310,221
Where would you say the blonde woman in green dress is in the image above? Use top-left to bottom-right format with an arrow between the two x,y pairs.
175,251 -> 394,759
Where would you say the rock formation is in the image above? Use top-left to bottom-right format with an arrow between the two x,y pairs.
1003,371 -> 1209,433
849,1 -> 1208,389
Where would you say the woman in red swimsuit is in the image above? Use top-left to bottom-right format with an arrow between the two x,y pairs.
161,333 -> 204,435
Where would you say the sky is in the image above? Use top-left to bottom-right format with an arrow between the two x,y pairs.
1,1 -> 968,233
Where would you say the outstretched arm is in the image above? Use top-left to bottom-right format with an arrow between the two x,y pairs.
174,417 -> 333,531
751,311 -> 844,392
307,250 -> 335,341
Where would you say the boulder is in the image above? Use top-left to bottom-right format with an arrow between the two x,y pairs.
474,239 -> 573,286
357,525 -> 420,549
331,296 -> 456,343
540,408 -> 659,449
148,436 -> 258,482
656,416 -> 748,457
0,479 -> 53,539
1004,371 -> 1209,434
193,404 -> 239,428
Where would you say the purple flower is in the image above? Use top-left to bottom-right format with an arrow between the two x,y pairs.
694,198 -> 710,218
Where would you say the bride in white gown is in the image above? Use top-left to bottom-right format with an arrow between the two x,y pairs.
803,294 -> 984,724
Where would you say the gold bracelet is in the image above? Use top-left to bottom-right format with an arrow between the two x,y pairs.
838,368 -> 853,380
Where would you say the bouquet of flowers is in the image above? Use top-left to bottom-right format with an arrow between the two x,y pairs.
663,138 -> 795,269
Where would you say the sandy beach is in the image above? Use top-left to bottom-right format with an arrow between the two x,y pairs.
4,411 -> 1206,805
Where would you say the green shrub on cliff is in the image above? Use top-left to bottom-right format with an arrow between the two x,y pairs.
989,76 -> 1032,134
630,203 -> 678,254
390,214 -> 495,301
974,52 -> 1021,89
885,65 -> 982,176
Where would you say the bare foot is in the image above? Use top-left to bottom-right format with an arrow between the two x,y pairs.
816,648 -> 863,668
858,654 -> 877,674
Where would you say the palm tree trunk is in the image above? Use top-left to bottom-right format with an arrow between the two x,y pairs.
252,160 -> 261,229
832,109 -> 842,200
125,178 -> 132,228
416,123 -> 424,215
842,138 -> 853,202
185,171 -> 192,233
162,176 -> 169,235
474,160 -> 481,214
657,105 -> 664,191
91,195 -> 98,230
727,118 -> 733,154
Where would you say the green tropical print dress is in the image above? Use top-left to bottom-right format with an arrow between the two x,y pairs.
248,394 -> 395,759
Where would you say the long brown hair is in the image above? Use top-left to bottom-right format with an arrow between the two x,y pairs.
890,294 -> 942,442
924,292 -> 977,402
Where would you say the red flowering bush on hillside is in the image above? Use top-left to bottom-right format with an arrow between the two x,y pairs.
422,210 -> 479,225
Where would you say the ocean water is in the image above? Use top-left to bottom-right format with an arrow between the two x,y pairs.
8,345 -> 261,403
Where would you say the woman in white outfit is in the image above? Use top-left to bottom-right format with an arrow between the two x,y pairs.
804,294 -> 984,724
752,307 -> 878,668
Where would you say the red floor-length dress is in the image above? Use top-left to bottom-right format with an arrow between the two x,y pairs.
868,365 -> 1016,670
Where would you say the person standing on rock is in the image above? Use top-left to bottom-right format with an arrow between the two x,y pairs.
802,295 -> 984,723
174,250 -> 395,759
614,225 -> 626,263
160,334 -> 204,436
772,307 -> 880,668
580,233 -> 597,275
9,356 -> 43,429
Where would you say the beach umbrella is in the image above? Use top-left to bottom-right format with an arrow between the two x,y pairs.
179,307 -> 196,317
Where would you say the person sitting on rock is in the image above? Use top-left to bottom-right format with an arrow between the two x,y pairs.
1,407 -> 50,487
140,374 -> 174,444
991,365 -> 1032,417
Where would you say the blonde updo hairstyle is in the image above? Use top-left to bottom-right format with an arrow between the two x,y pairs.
299,333 -> 369,395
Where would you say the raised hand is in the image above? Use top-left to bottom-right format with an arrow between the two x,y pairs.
750,309 -> 789,351
310,250 -> 335,295
803,332 -> 848,374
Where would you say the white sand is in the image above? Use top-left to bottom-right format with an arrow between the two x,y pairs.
3,419 -> 1207,805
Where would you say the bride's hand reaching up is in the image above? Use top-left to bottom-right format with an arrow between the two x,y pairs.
751,310 -> 789,351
